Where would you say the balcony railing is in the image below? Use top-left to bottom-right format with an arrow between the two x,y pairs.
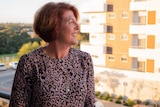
0,91 -> 10,106
131,0 -> 146,2
0,91 -> 10,100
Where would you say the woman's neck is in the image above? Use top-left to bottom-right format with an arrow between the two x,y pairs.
43,41 -> 70,59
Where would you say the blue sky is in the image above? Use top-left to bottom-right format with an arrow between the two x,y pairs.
0,0 -> 91,23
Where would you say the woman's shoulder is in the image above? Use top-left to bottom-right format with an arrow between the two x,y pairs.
20,47 -> 43,62
71,48 -> 92,59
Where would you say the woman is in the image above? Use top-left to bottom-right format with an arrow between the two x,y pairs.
9,2 -> 95,107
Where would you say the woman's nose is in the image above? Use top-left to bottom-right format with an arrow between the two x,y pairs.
74,22 -> 79,30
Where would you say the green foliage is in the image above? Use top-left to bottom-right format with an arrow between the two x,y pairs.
123,102 -> 129,106
117,95 -> 123,100
96,91 -> 111,101
144,101 -> 150,105
0,23 -> 41,54
102,92 -> 110,100
32,41 -> 40,50
127,99 -> 136,107
102,95 -> 109,100
108,97 -> 113,102
0,53 -> 18,63
17,42 -> 40,57
95,91 -> 101,96
0,53 -> 17,57
97,94 -> 103,99
136,99 -> 142,104
115,100 -> 122,104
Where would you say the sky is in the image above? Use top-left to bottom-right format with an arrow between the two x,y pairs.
0,0 -> 92,23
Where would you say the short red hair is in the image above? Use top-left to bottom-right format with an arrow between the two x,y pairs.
33,2 -> 79,42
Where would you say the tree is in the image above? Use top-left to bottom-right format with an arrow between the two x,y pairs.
0,23 -> 41,54
32,41 -> 40,50
40,40 -> 47,47
17,42 -> 40,57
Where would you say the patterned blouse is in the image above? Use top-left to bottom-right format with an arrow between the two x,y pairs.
9,47 -> 95,107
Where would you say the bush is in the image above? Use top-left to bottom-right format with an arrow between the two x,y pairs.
102,92 -> 110,100
115,100 -> 122,104
127,99 -> 136,107
97,92 -> 110,100
98,94 -> 103,99
144,101 -> 150,105
108,97 -> 113,102
102,95 -> 110,100
95,91 -> 101,96
123,102 -> 129,106
123,100 -> 126,104
136,99 -> 142,104
101,96 -> 107,100
117,95 -> 123,100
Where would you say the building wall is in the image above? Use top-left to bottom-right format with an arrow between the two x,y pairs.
94,69 -> 160,101
80,0 -> 160,102
80,0 -> 160,73
105,0 -> 132,70
129,0 -> 160,73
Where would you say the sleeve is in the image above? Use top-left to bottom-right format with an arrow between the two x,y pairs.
9,54 -> 33,107
84,53 -> 96,107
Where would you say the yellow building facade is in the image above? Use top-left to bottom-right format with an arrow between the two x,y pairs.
80,0 -> 160,73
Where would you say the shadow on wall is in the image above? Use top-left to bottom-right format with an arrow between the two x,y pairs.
94,70 -> 160,102
95,70 -> 127,94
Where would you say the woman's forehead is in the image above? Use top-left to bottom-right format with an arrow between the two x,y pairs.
62,10 -> 76,20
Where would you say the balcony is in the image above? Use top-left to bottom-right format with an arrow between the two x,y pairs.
80,43 -> 112,55
129,47 -> 156,59
89,33 -> 107,45
0,91 -> 10,106
129,24 -> 146,34
130,1 -> 147,11
81,43 -> 104,54
130,24 -> 158,34
81,3 -> 108,13
130,0 -> 160,11
80,24 -> 112,33
80,43 -> 107,66
89,13 -> 107,24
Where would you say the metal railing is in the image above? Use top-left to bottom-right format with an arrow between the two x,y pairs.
0,91 -> 10,100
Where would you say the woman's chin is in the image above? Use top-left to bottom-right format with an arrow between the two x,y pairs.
71,39 -> 78,46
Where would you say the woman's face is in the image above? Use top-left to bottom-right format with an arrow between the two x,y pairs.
57,10 -> 79,46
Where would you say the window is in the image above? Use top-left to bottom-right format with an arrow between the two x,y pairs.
103,46 -> 112,54
91,35 -> 96,38
108,34 -> 115,40
121,11 -> 129,19
121,33 -> 128,40
108,13 -> 116,19
107,4 -> 113,12
107,25 -> 113,33
120,56 -> 128,62
108,55 -> 115,61
91,15 -> 96,19
91,55 -> 99,58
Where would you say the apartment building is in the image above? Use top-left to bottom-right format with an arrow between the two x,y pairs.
80,0 -> 132,70
80,0 -> 160,73
129,0 -> 160,73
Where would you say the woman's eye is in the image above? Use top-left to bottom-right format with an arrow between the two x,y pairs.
68,19 -> 74,23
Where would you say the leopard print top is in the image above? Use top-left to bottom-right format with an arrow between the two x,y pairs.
9,47 -> 95,107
